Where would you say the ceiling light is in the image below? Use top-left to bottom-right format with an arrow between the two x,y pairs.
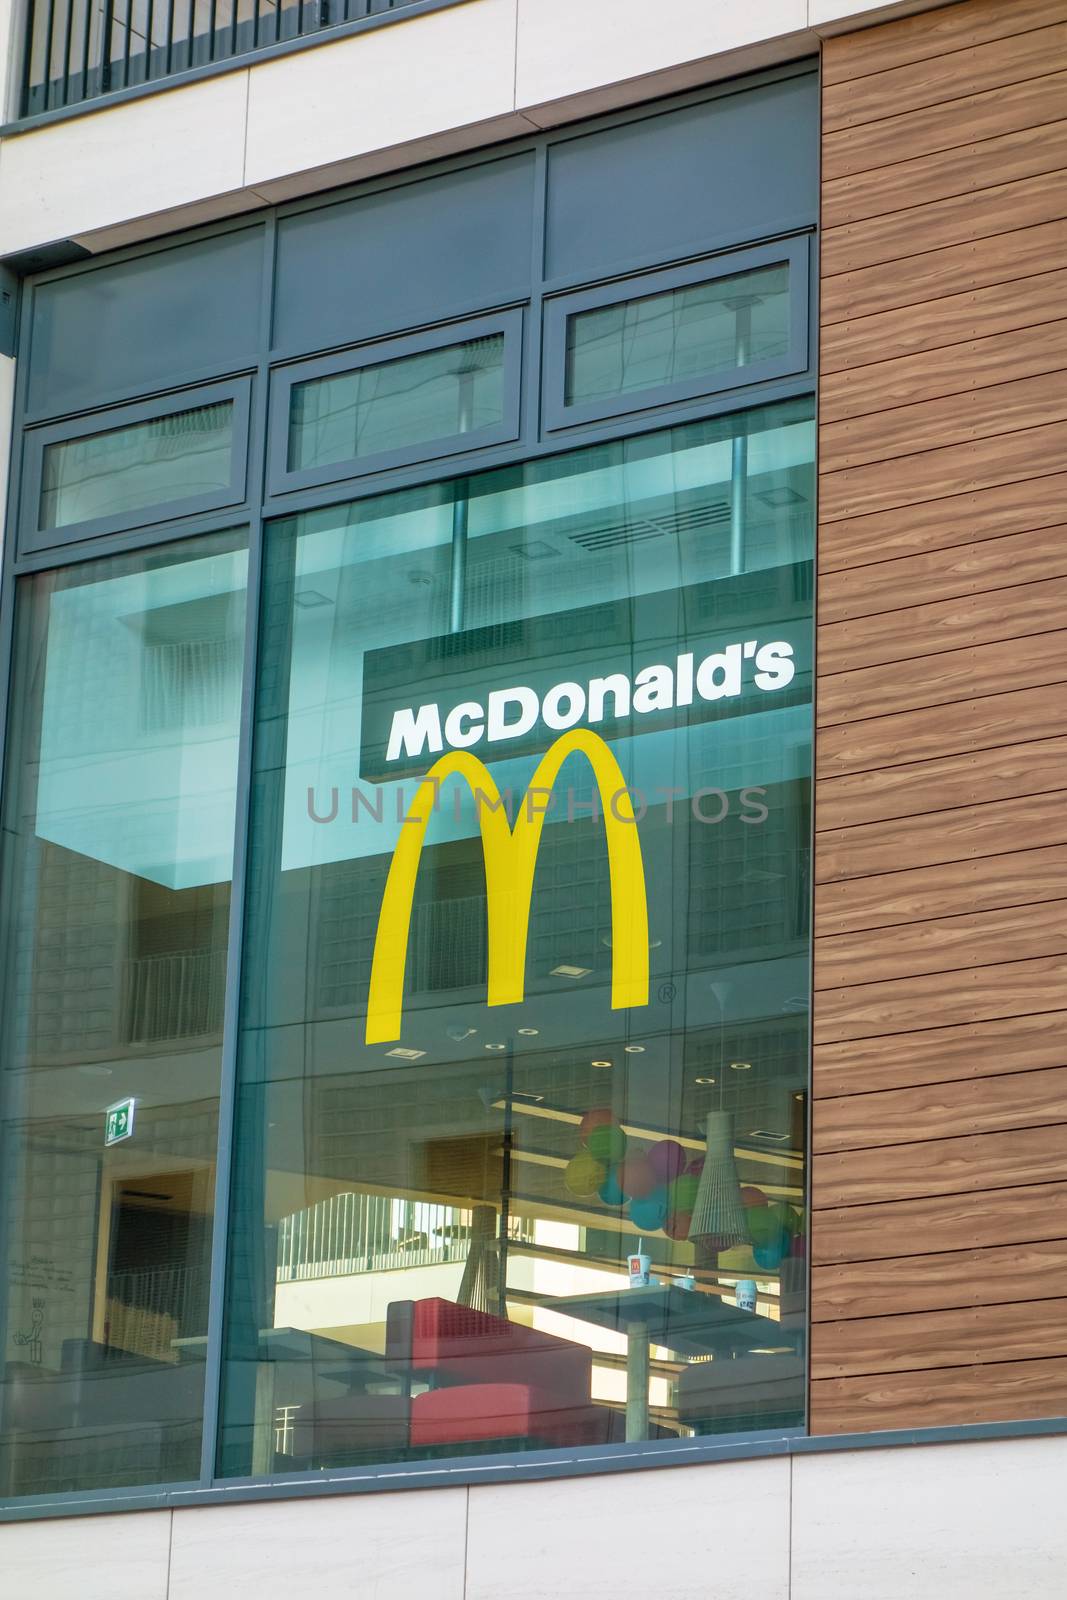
591,1060 -> 612,1068
511,540 -> 558,561
623,1044 -> 645,1055
729,1061 -> 753,1072
695,1075 -> 716,1085
754,487 -> 804,508
386,1047 -> 425,1061
517,1027 -> 539,1036
551,964 -> 591,979
485,1043 -> 507,1052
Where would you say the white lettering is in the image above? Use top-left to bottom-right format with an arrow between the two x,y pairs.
754,641 -> 795,691
386,703 -> 443,762
696,644 -> 743,701
542,682 -> 586,731
588,673 -> 631,723
487,686 -> 539,743
444,701 -> 485,748
632,664 -> 674,714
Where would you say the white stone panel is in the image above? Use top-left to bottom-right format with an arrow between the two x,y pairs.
167,1485 -> 468,1600
515,0 -> 807,110
0,1508 -> 171,1600
244,0 -> 522,192
465,1457 -> 792,1600
0,73 -> 249,259
792,1435 -> 1067,1600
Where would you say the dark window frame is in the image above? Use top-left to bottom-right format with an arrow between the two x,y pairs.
541,237 -> 810,434
18,377 -> 253,555
266,309 -> 525,499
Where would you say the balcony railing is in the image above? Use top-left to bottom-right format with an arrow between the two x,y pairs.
20,0 -> 449,119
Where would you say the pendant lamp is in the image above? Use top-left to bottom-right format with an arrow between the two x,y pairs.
687,1108 -> 749,1248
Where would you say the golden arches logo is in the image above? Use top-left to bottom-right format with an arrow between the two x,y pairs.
365,728 -> 649,1045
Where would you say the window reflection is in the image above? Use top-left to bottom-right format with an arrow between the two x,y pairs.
39,401 -> 235,532
220,403 -> 813,1475
0,530 -> 248,1497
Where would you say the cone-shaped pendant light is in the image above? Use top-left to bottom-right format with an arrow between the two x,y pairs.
457,1204 -> 500,1315
687,1109 -> 749,1248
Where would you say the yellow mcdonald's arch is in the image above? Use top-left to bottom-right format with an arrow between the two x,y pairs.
365,727 -> 649,1045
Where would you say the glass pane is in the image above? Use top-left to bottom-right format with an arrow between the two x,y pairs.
565,263 -> 790,405
288,334 -> 506,473
39,401 -> 235,532
0,530 -> 248,1498
220,398 -> 813,1478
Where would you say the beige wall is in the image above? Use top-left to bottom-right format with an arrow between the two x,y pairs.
4,1433 -> 1067,1598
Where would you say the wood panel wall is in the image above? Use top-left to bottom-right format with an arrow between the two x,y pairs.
811,0 -> 1067,1434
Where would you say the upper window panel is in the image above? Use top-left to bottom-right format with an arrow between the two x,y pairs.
40,400 -> 235,533
270,313 -> 523,495
20,381 -> 251,555
544,241 -> 809,432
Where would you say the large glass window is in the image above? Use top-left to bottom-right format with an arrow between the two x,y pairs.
0,530 -> 249,1497
218,399 -> 813,1478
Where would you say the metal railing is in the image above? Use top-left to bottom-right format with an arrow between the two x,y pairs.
20,0 -> 443,118
276,1192 -> 535,1283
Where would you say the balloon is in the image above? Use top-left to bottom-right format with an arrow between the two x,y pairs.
740,1186 -> 768,1207
629,1189 -> 669,1232
662,1209 -> 693,1240
578,1108 -> 615,1141
753,1240 -> 788,1271
746,1206 -> 782,1246
564,1150 -> 606,1197
648,1140 -> 687,1182
669,1174 -> 700,1214
768,1201 -> 801,1237
587,1123 -> 628,1164
618,1154 -> 657,1199
598,1167 -> 626,1206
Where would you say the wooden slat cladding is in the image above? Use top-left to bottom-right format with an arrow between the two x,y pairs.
822,69 -> 1067,184
820,319 -> 1067,426
816,793 -> 1067,886
811,1297 -> 1067,1379
818,630 -> 1067,726
823,119 -> 1067,230
821,217 -> 1067,324
813,1178 -> 1067,1264
813,1011 -> 1067,1100
815,844 -> 1067,936
821,0 -> 1066,85
813,0 -> 1067,1438
818,525 -> 1067,625
817,735 -> 1067,832
818,473 -> 1067,572
811,1359 -> 1067,1432
812,1239 -> 1067,1321
823,22 -> 1067,132
821,266 -> 1067,373
814,1068 -> 1067,1155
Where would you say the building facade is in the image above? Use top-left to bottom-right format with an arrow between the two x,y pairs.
0,1 -> 1065,1594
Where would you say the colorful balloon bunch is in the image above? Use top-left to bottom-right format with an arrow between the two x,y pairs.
564,1110 -> 703,1238
741,1185 -> 804,1270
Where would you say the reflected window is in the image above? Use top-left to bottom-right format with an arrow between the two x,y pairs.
287,332 -> 508,475
39,401 -> 236,533
0,530 -> 248,1498
219,401 -> 813,1478
565,263 -> 790,405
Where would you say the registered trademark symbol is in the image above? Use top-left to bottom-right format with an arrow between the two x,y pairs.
658,982 -> 677,1003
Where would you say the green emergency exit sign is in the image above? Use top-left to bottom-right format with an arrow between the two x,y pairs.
105,1098 -> 136,1145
